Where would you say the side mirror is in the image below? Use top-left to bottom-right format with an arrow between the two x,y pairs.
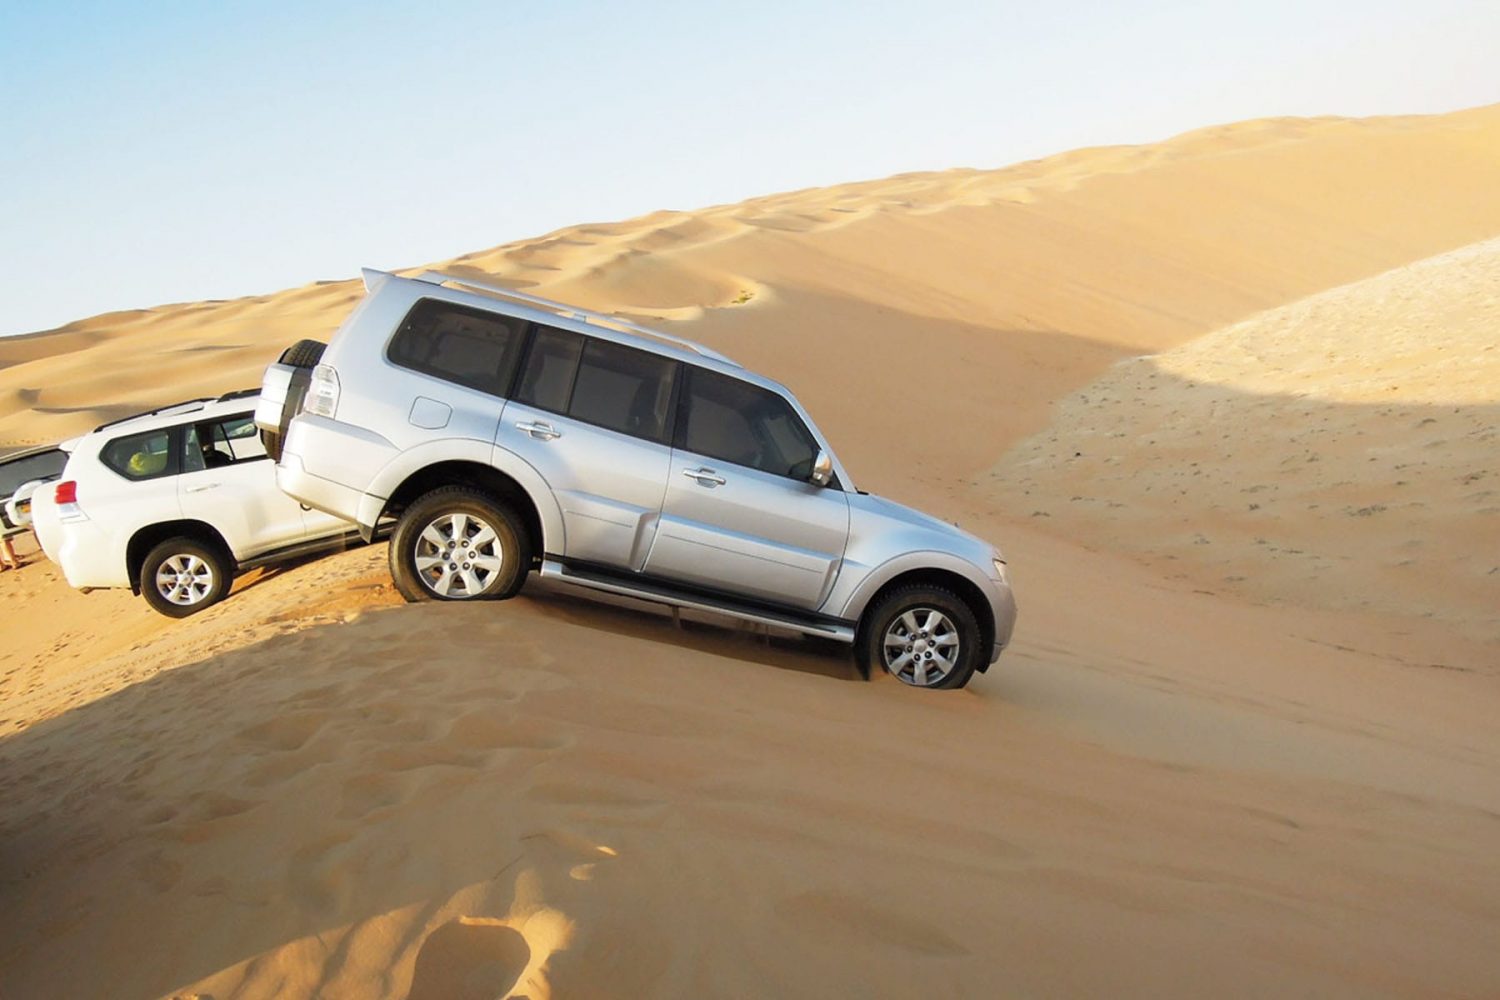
809,449 -> 833,487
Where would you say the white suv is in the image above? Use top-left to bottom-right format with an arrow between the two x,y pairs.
259,269 -> 1017,688
31,392 -> 358,616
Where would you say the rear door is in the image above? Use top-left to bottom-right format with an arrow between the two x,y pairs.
177,413 -> 310,558
643,367 -> 850,610
498,326 -> 676,569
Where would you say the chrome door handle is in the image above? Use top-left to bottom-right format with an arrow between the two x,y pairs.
515,420 -> 562,441
682,467 -> 726,487
185,483 -> 220,493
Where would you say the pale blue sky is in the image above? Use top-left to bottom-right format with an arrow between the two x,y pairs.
2,0 -> 1497,336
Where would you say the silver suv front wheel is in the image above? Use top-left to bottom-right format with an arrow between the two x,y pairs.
389,487 -> 530,603
858,585 -> 981,689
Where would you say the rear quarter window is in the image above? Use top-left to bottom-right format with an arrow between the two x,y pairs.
100,429 -> 175,481
387,298 -> 527,396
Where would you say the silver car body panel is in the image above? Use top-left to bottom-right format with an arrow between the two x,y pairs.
499,398 -> 670,569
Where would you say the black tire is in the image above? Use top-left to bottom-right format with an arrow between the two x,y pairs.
139,537 -> 233,618
856,584 -> 982,689
278,339 -> 326,369
388,487 -> 531,603
260,428 -> 283,461
262,340 -> 326,462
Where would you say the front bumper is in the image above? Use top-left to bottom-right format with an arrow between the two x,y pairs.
988,580 -> 1017,664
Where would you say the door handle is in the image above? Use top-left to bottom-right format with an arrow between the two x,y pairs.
185,483 -> 220,493
682,467 -> 726,487
515,420 -> 562,441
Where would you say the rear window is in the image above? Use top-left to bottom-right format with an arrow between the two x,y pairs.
569,340 -> 677,443
100,429 -> 174,481
0,449 -> 67,496
387,298 -> 527,396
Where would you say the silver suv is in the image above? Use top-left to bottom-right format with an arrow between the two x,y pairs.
257,270 -> 1016,688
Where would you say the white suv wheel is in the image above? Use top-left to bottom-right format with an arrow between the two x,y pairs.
139,538 -> 233,618
155,552 -> 216,606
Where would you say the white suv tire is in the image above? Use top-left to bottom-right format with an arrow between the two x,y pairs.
139,537 -> 233,617
388,487 -> 531,603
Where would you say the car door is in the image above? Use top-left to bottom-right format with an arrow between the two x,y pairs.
498,326 -> 675,569
643,366 -> 850,610
177,413 -> 310,558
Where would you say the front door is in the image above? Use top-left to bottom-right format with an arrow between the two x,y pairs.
644,367 -> 849,610
177,413 -> 309,558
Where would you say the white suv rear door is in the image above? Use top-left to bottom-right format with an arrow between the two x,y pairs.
498,326 -> 674,570
177,413 -> 308,558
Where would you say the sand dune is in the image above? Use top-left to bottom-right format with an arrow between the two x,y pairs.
993,237 -> 1500,650
3,104 -> 1500,998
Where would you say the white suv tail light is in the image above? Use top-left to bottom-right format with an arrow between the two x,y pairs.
54,479 -> 89,522
304,364 -> 341,418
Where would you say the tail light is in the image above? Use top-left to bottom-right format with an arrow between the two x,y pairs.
54,480 -> 77,504
304,364 -> 340,418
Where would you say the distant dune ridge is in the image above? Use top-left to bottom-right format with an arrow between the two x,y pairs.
3,104 -> 1500,998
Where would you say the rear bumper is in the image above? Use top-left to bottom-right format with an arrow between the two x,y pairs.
276,450 -> 367,527
56,518 -> 130,590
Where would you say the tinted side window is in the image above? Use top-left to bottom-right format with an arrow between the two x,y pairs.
0,450 -> 67,496
679,369 -> 818,479
100,429 -> 175,481
515,326 -> 584,414
568,340 -> 677,443
185,415 -> 267,471
387,298 -> 526,396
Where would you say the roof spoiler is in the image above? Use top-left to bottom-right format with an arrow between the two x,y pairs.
362,267 -> 393,293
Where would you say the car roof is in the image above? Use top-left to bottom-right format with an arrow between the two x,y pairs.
87,389 -> 260,439
373,271 -> 799,399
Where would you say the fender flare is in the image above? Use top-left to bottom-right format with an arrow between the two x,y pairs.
357,438 -> 566,553
834,549 -> 996,623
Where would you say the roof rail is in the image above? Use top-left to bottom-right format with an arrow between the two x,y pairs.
91,397 -> 215,434
216,387 -> 260,402
412,270 -> 740,367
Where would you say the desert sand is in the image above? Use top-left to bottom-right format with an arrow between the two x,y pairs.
2,104 -> 1499,998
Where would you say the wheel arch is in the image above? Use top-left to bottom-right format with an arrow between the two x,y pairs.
848,564 -> 997,673
126,520 -> 234,596
379,460 -> 551,561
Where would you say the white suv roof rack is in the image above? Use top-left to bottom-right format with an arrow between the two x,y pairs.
405,270 -> 740,367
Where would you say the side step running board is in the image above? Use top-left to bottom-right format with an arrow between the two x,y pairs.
538,559 -> 856,643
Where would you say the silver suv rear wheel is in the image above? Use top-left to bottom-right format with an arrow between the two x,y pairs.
389,487 -> 530,603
